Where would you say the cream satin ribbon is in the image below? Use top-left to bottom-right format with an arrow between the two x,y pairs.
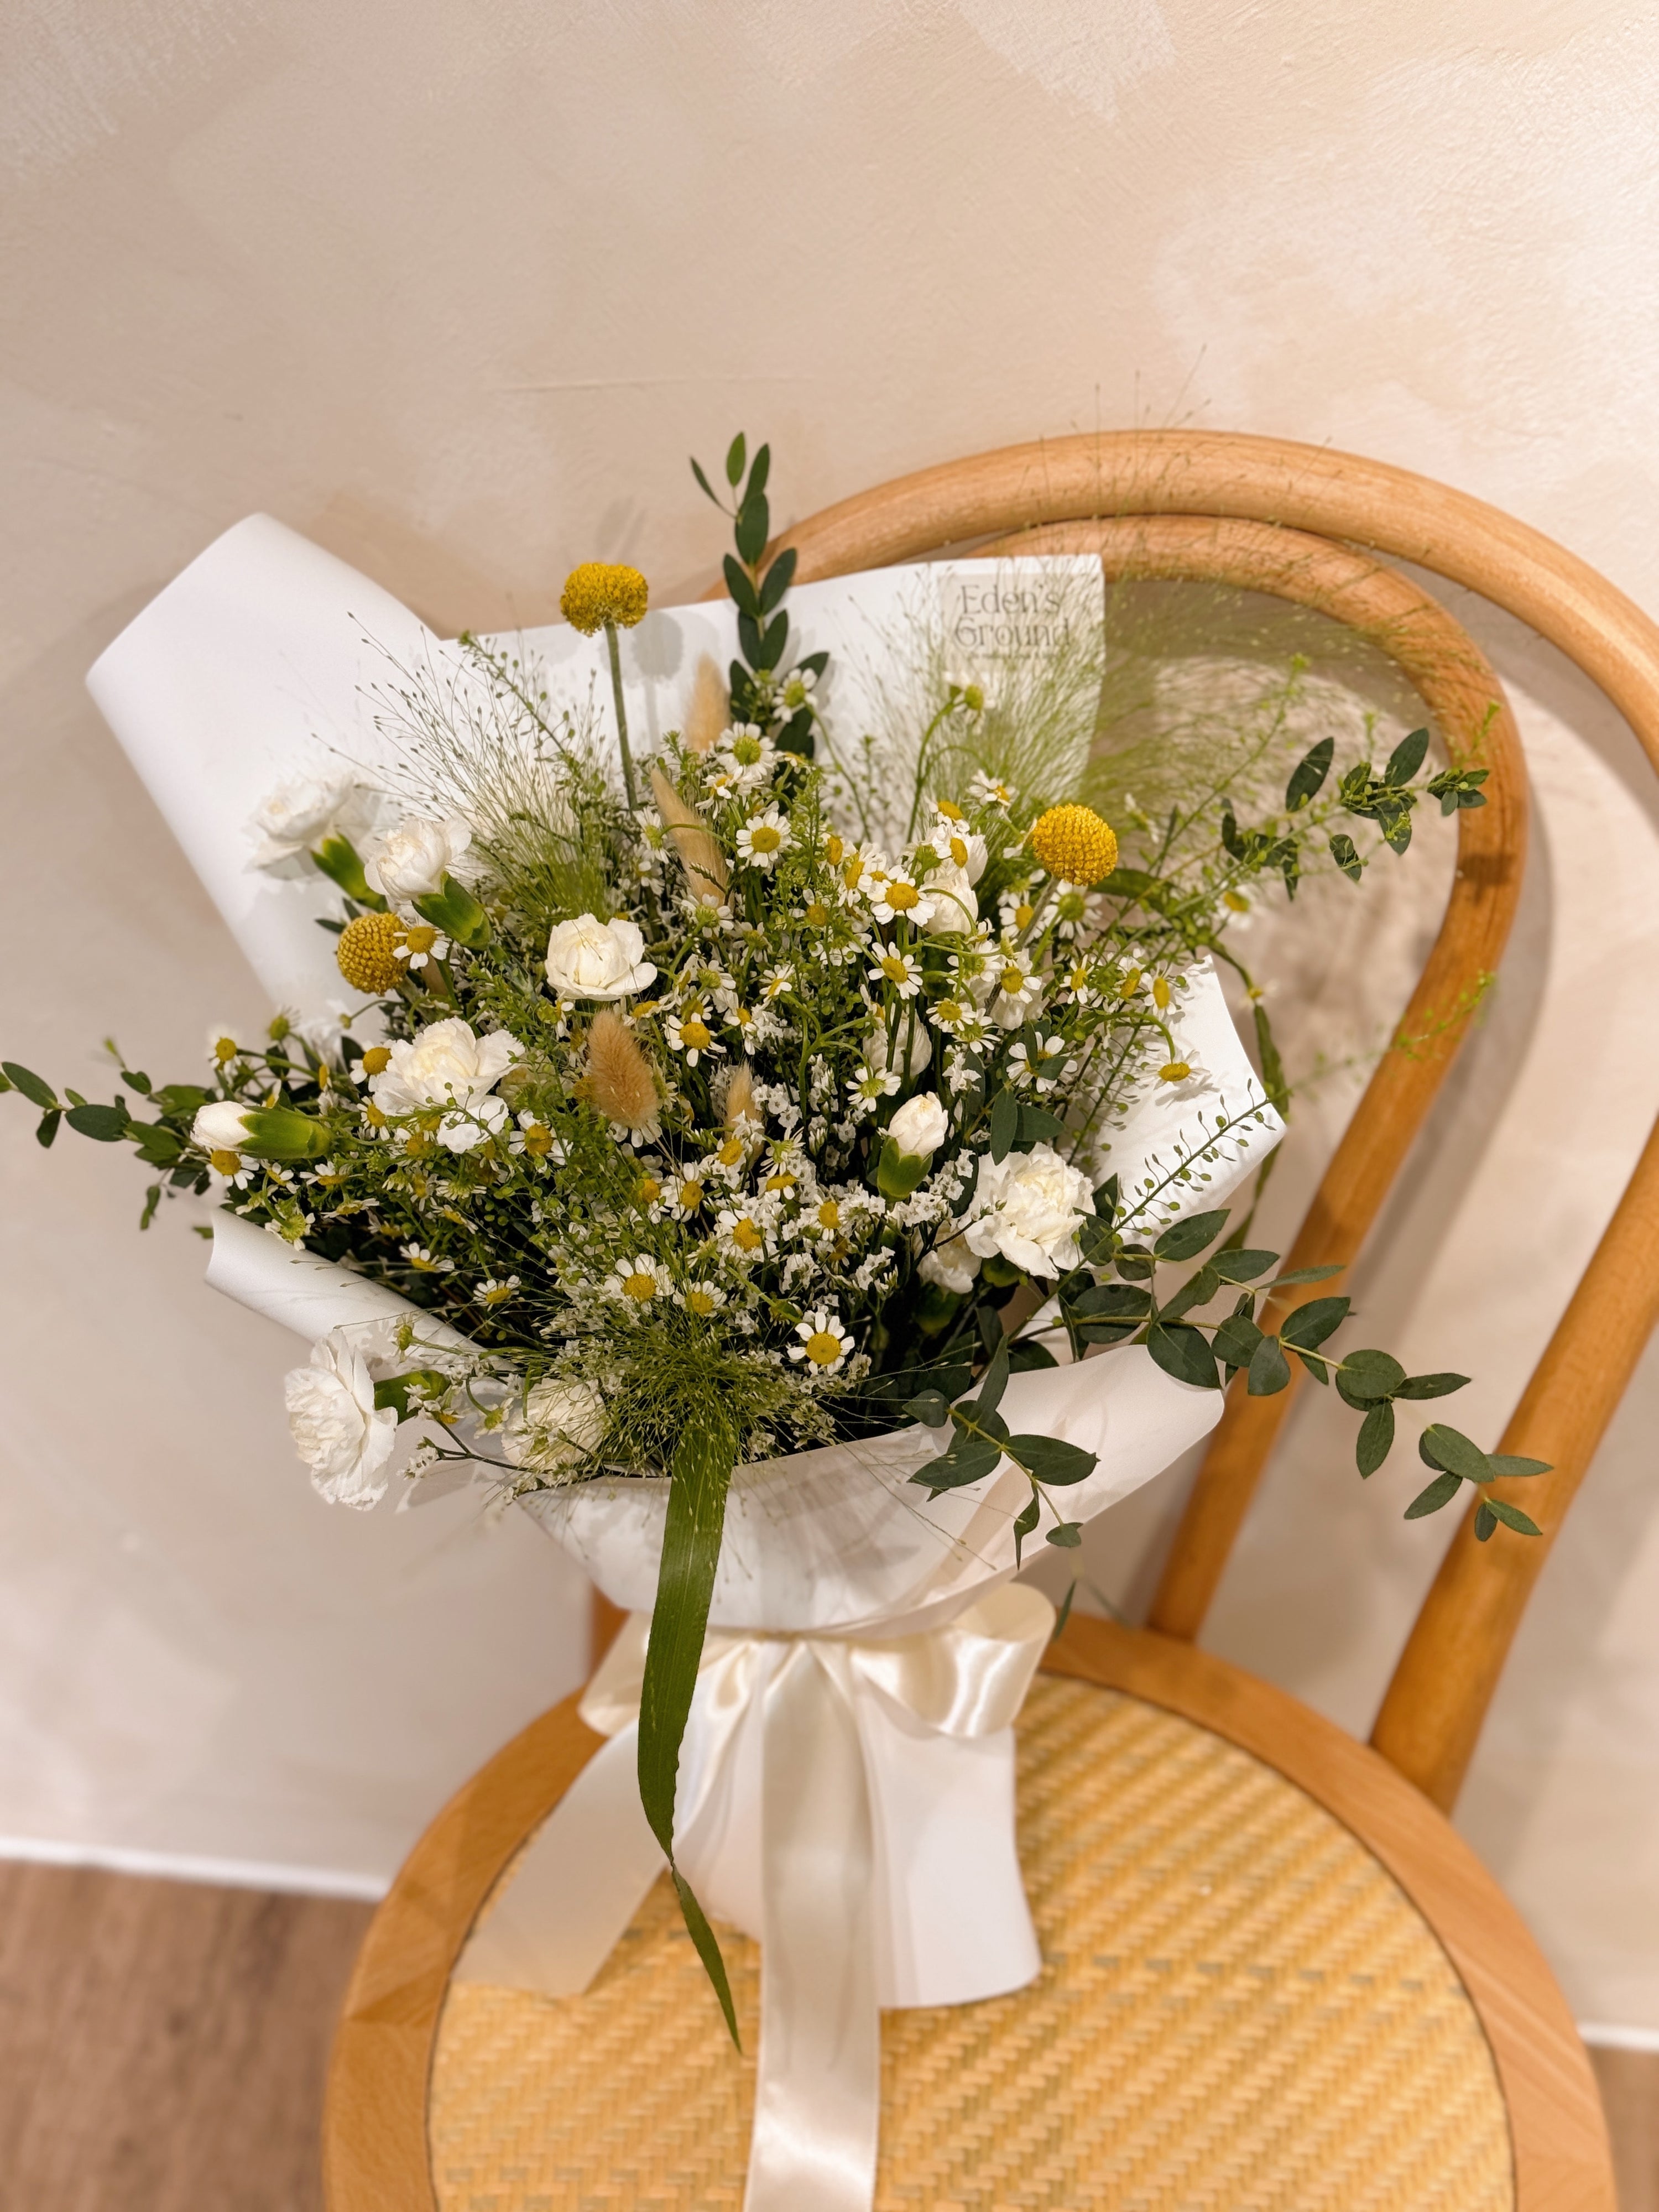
455,1581 -> 1056,2212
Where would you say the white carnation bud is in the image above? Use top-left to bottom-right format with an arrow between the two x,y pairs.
888,1091 -> 949,1160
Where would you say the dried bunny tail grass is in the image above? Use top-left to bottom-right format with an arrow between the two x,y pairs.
683,655 -> 728,754
649,765 -> 729,902
723,1062 -> 759,1130
583,1009 -> 661,1134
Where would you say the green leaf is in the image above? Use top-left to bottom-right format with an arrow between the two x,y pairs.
35,1107 -> 61,1147
1009,1434 -> 1098,1486
1334,1347 -> 1405,1406
1253,1003 -> 1290,1115
734,492 -> 770,567
724,432 -> 747,487
1394,1372 -> 1470,1400
754,611 -> 788,670
911,1433 -> 1004,1493
139,1183 -> 161,1231
989,1088 -> 1019,1162
1247,1333 -> 1291,1395
1017,1100 -> 1063,1147
1012,1493 -> 1040,1566
1481,1496 -> 1542,1537
1279,1295 -> 1351,1350
65,1103 -> 129,1141
670,1869 -> 739,2045
1329,831 -> 1363,883
1211,1248 -> 1279,1284
722,554 -> 760,617
1356,1400 -> 1395,1477
1485,1454 -> 1551,1479
690,455 -> 722,507
152,1083 -> 211,1115
1285,736 -> 1334,812
1147,1323 -> 1220,1391
1008,1339 -> 1059,1372
1474,1500 -> 1497,1542
905,1390 -> 949,1428
1213,1313 -> 1264,1371
1067,1283 -> 1151,1321
1053,1579 -> 1077,1639
1045,1521 -> 1083,1549
1419,1423 -> 1492,1485
1154,1209 -> 1230,1262
638,1405 -> 739,2043
1405,1470 -> 1463,1519
975,1339 -> 1010,1417
1272,1262 -> 1345,1286
1385,726 -> 1431,785
2,1062 -> 57,1109
1157,1264 -> 1221,1323
758,546 -> 797,614
132,1120 -> 184,1166
747,442 -> 771,499
119,1068 -> 153,1094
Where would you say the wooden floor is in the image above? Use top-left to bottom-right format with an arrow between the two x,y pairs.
0,1860 -> 1653,2209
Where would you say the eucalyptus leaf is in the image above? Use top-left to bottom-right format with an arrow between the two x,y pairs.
1045,1521 -> 1083,1549
1154,1209 -> 1229,1262
1418,1423 -> 1491,1485
2,1061 -> 57,1109
1334,1348 -> 1405,1407
1356,1400 -> 1395,1477
724,432 -> 746,487
1285,735 -> 1334,812
65,1103 -> 129,1141
1484,1453 -> 1552,1479
1009,1433 -> 1098,1485
1394,1372 -> 1470,1400
1012,1492 -> 1040,1565
989,1088 -> 1018,1162
1385,726 -> 1431,785
1279,1295 -> 1351,1350
1147,1322 -> 1220,1390
1405,1469 -> 1463,1520
1210,1248 -> 1279,1284
1247,1333 -> 1291,1395
1482,1496 -> 1542,1537
1474,1500 -> 1497,1542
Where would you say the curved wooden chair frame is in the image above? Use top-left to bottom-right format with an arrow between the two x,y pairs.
326,432 -> 1659,2212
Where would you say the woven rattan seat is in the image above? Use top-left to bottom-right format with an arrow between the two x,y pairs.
429,1674 -> 1510,2212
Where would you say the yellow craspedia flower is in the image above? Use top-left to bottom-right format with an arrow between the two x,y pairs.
336,910 -> 402,994
1030,803 -> 1119,886
560,561 -> 649,634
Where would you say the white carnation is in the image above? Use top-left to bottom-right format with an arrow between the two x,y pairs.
192,1099 -> 252,1152
921,862 -> 980,935
963,1142 -> 1095,1278
544,913 -> 658,1001
918,1231 -> 982,1295
888,1091 -> 949,1159
502,1377 -> 607,1474
365,816 -> 474,902
285,1332 -> 399,1508
369,1016 -> 524,1151
248,773 -> 378,875
864,1023 -> 932,1081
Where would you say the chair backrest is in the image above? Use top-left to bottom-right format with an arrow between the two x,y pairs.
771,432 -> 1659,1809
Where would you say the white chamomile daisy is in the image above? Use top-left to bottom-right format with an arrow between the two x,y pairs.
968,770 -> 1016,807
735,804 -> 792,871
665,1005 -> 725,1067
868,947 -> 923,999
712,723 -> 777,792
401,1243 -> 456,1274
790,1307 -> 854,1375
867,871 -> 932,927
474,1275 -> 521,1306
609,1254 -> 672,1307
676,1280 -> 729,1317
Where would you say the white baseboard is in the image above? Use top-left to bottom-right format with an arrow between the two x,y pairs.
0,1832 -> 388,1901
1578,2021 -> 1659,2052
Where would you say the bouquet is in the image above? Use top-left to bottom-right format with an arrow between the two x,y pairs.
9,436 -> 1543,2202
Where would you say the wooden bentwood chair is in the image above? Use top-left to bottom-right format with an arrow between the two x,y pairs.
325,434 -> 1659,2211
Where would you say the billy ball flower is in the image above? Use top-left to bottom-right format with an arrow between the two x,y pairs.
336,911 -> 403,994
1030,803 -> 1118,887
560,562 -> 649,634
790,1307 -> 854,1375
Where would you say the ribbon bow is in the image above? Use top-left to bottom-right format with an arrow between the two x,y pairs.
456,1580 -> 1055,2212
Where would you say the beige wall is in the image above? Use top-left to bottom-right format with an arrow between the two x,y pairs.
4,0 -> 1659,2026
